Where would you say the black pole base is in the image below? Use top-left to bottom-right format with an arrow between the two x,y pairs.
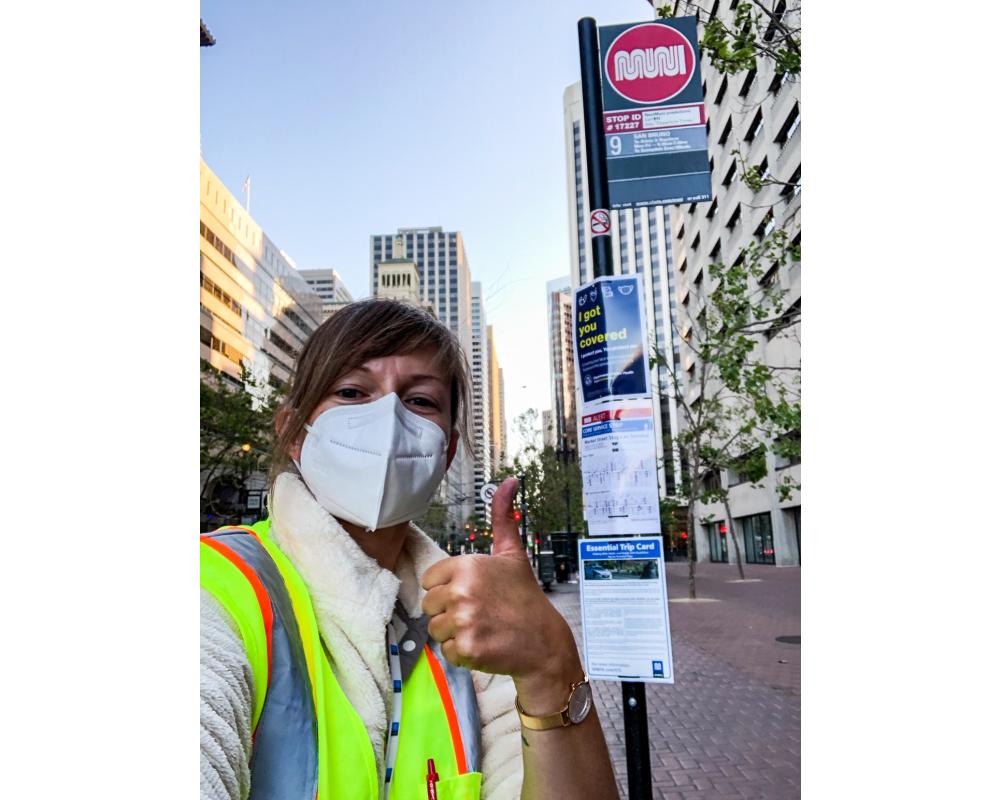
622,681 -> 653,799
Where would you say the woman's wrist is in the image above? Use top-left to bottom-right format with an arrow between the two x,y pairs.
513,621 -> 584,715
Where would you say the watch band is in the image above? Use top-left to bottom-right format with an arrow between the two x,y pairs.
515,677 -> 589,731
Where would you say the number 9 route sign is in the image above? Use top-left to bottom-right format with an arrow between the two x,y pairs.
598,17 -> 712,210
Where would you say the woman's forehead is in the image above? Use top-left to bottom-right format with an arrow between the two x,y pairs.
345,348 -> 448,383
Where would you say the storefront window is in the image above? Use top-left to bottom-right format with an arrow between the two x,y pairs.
708,521 -> 728,563
740,512 -> 775,565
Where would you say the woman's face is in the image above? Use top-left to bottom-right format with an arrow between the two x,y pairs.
289,346 -> 458,463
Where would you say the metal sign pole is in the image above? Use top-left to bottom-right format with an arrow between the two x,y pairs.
578,16 -> 653,800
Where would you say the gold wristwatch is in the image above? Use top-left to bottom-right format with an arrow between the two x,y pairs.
516,677 -> 593,730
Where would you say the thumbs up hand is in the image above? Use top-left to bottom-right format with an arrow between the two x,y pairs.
421,477 -> 583,709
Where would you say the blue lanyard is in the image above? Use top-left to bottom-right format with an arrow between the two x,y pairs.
383,621 -> 404,800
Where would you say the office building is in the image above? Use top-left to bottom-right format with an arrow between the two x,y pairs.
200,159 -> 323,393
370,227 -> 476,525
200,159 -> 323,527
564,81 -> 684,504
546,276 -> 578,455
669,0 -> 801,566
487,325 -> 506,473
470,282 -> 492,520
297,268 -> 354,321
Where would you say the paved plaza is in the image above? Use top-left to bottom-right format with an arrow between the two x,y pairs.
545,561 -> 801,799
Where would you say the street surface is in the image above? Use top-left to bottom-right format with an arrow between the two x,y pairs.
545,562 -> 800,799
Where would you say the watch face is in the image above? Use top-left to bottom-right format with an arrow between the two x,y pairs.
567,681 -> 593,724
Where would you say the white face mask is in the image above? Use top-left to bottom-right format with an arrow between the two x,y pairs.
297,392 -> 450,531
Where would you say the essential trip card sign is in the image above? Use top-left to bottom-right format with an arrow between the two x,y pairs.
598,17 -> 712,209
578,536 -> 674,683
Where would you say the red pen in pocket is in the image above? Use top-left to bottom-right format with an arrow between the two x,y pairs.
426,758 -> 439,800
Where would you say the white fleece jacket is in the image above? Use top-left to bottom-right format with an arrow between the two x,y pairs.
200,473 -> 524,800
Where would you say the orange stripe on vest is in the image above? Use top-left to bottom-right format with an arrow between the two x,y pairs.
423,644 -> 468,774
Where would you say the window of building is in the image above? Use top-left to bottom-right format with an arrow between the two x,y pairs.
691,232 -> 700,251
781,165 -> 802,199
678,257 -> 687,274
759,263 -> 779,288
740,513 -> 775,564
774,428 -> 801,468
775,103 -> 800,146
744,108 -> 763,142
706,199 -> 718,220
726,204 -> 742,230
718,116 -> 732,146
709,238 -> 721,260
763,0 -> 787,42
766,298 -> 800,340
754,209 -> 775,239
722,159 -> 737,187
739,67 -> 757,98
714,76 -> 728,105
708,521 -> 729,563
694,269 -> 703,287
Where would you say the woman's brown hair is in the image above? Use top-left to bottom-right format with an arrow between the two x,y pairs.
268,298 -> 471,491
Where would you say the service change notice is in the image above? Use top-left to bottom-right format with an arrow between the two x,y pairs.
578,537 -> 674,683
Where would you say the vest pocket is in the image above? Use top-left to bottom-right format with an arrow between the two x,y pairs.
434,771 -> 482,800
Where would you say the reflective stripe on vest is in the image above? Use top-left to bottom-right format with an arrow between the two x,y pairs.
202,529 -> 319,800
201,523 -> 483,800
424,641 -> 481,775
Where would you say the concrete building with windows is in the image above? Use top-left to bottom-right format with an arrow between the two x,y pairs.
658,0 -> 801,565
546,277 -> 579,457
370,227 -> 476,526
200,159 -> 323,527
564,82 -> 685,504
297,268 -> 354,321
200,159 -> 323,393
470,282 -> 492,520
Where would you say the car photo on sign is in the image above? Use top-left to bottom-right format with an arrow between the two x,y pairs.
583,558 -> 659,581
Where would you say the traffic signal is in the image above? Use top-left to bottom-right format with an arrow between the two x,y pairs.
513,510 -> 522,522
680,531 -> 689,540
469,533 -> 476,541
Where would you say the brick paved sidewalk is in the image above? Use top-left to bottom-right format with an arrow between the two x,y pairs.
545,562 -> 800,799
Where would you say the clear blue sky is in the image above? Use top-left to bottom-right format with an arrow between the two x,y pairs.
200,0 -> 657,450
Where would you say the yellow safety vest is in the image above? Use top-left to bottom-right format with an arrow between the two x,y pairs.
201,522 -> 483,800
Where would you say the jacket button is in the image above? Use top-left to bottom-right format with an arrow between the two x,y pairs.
402,640 -> 417,652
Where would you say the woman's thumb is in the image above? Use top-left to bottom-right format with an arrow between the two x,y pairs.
490,477 -> 526,557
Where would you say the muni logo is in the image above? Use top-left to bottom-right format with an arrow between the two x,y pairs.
604,23 -> 696,104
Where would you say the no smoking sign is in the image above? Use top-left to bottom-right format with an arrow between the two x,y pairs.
590,208 -> 611,236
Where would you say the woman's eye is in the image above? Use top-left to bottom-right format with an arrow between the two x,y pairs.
407,396 -> 439,409
334,388 -> 364,399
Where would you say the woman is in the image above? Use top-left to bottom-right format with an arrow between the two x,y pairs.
201,299 -> 618,799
